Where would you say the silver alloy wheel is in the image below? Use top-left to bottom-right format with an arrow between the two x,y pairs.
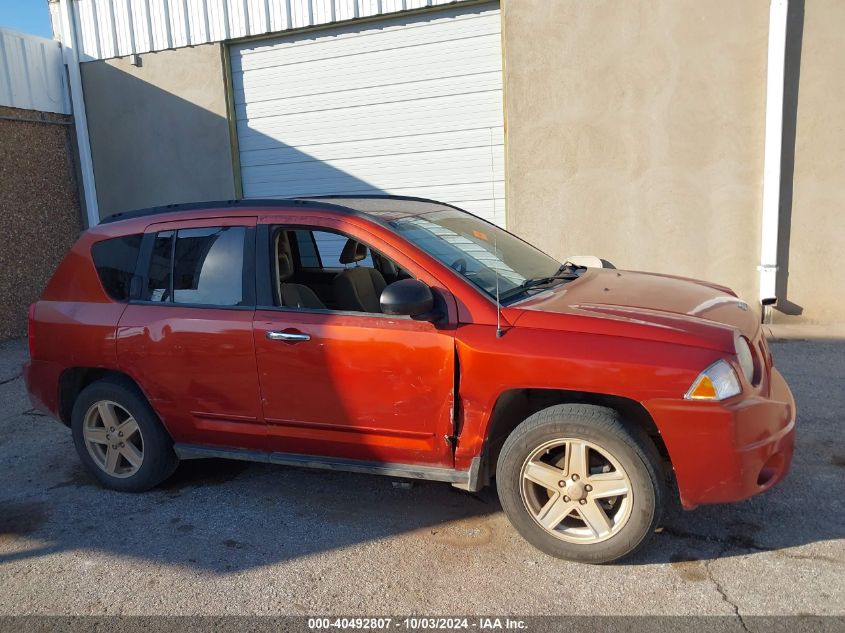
82,400 -> 144,478
519,438 -> 633,544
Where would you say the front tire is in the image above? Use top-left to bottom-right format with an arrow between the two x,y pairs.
497,404 -> 665,564
71,377 -> 179,492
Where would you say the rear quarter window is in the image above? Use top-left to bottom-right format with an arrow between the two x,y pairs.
91,235 -> 142,301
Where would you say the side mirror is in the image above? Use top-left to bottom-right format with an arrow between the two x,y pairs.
380,279 -> 439,321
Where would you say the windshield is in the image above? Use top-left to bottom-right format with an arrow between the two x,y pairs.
383,209 -> 564,303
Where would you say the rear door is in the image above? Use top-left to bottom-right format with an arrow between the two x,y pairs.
116,216 -> 265,450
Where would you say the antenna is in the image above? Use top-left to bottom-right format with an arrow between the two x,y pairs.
490,127 -> 504,339
494,231 -> 504,338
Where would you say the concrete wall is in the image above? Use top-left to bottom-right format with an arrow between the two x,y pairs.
776,0 -> 845,324
0,106 -> 82,339
502,0 -> 770,309
80,44 -> 237,219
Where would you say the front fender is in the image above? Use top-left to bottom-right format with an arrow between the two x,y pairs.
452,323 -> 720,470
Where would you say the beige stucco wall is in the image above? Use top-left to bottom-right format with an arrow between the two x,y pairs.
81,44 -> 237,219
777,0 -> 845,324
502,0 -> 769,309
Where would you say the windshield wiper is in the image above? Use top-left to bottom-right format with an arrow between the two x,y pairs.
556,261 -> 587,275
518,274 -> 579,291
518,261 -> 586,291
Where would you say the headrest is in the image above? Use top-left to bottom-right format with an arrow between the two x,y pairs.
278,253 -> 293,280
339,239 -> 367,264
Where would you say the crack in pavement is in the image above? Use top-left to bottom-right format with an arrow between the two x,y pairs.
663,520 -> 843,624
666,524 -> 843,625
0,408 -> 43,425
660,525 -> 844,566
0,372 -> 22,386
774,551 -> 844,566
661,525 -> 774,551
704,555 -> 750,632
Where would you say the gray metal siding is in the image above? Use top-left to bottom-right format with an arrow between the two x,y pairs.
0,28 -> 71,114
66,0 -> 484,61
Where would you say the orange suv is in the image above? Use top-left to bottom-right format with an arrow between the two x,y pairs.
25,196 -> 796,563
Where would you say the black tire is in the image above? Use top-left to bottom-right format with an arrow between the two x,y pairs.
496,404 -> 665,564
71,376 -> 179,492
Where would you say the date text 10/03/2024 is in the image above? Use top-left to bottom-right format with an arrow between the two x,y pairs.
307,618 -> 528,630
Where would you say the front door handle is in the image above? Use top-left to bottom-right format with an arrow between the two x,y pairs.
266,330 -> 311,342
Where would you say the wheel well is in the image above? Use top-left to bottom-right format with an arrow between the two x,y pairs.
478,388 -> 671,487
57,368 -> 141,426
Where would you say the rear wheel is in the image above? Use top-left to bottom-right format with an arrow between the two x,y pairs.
497,404 -> 664,564
71,377 -> 179,491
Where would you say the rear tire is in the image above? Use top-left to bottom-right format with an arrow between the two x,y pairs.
496,404 -> 664,564
71,377 -> 179,492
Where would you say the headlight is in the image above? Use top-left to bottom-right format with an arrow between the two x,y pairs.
735,336 -> 755,384
684,359 -> 742,401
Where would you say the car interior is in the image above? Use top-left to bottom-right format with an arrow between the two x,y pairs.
272,227 -> 412,313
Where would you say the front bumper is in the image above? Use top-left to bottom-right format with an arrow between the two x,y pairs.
646,367 -> 796,510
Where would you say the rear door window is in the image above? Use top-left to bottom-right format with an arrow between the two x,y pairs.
146,231 -> 173,301
91,234 -> 143,301
143,226 -> 249,307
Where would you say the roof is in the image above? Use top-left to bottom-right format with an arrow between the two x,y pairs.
99,195 -> 465,226
299,195 -> 463,221
64,0 -> 484,62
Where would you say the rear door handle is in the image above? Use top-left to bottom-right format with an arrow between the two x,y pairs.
266,330 -> 311,342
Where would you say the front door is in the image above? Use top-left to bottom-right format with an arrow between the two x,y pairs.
253,221 -> 457,467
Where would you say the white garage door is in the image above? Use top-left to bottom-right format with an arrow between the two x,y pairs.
230,2 -> 504,225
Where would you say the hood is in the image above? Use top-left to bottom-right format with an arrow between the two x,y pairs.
505,268 -> 759,353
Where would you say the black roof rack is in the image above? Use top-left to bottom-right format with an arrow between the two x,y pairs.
98,198 -> 364,225
98,194 -> 468,226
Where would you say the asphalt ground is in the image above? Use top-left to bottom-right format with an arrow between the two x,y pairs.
0,337 -> 842,617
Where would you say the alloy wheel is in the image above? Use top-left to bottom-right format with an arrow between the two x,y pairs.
519,438 -> 633,544
82,400 -> 144,478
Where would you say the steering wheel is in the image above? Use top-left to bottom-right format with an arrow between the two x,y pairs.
450,258 -> 467,275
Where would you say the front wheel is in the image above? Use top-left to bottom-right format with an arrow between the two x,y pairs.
496,404 -> 665,564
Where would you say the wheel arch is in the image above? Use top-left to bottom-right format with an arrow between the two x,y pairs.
58,367 -> 148,427
476,388 -> 671,489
